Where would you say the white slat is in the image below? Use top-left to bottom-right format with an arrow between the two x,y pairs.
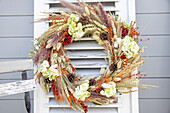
0,59 -> 33,74
50,107 -> 118,113
66,50 -> 108,59
64,46 -> 104,50
45,98 -> 122,108
45,0 -> 119,4
0,79 -> 36,97
68,55 -> 108,59
45,92 -> 122,98
47,7 -> 119,13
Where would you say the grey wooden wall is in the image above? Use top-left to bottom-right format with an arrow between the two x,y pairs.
136,0 -> 170,113
0,0 -> 34,113
0,0 -> 170,113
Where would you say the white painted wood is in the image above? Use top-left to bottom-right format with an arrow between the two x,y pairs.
45,0 -> 119,4
0,79 -> 35,97
48,7 -> 119,13
118,94 -> 131,113
64,46 -> 104,50
50,107 -> 118,113
34,0 -> 50,113
45,92 -> 122,98
34,84 -> 50,113
0,59 -> 33,74
34,0 -> 138,113
127,1 -> 139,112
45,98 -> 122,108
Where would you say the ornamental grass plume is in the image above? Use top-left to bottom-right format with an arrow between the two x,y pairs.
38,48 -> 51,63
52,31 -> 64,46
60,0 -> 84,14
33,48 -> 51,64
98,3 -> 110,28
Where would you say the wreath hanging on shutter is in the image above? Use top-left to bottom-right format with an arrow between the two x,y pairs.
30,0 -> 151,112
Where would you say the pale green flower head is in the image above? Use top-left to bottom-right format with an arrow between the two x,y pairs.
73,82 -> 91,101
122,36 -> 140,59
98,39 -> 104,45
79,91 -> 91,101
100,82 -> 116,97
122,21 -> 130,29
73,23 -> 85,40
73,31 -> 85,40
48,64 -> 59,76
124,51 -> 133,59
70,14 -> 79,23
49,74 -> 56,81
41,71 -> 49,77
130,41 -> 139,54
75,23 -> 83,31
80,83 -> 89,91
42,60 -> 50,68
68,22 -> 76,35
67,14 -> 79,25
38,60 -> 49,73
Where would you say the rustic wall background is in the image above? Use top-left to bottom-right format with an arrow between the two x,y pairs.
0,0 -> 34,113
136,0 -> 170,113
0,0 -> 169,113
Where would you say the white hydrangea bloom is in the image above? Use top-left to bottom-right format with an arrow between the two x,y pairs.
122,36 -> 140,59
38,60 -> 59,80
100,82 -> 116,97
73,82 -> 91,101
42,60 -> 50,68
67,14 -> 85,40
38,60 -> 49,74
80,83 -> 89,91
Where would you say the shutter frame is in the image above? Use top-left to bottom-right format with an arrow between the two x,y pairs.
34,0 -> 138,113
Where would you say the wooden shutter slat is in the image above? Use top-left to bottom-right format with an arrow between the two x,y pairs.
45,0 -> 119,4
45,92 -> 122,98
45,98 -> 122,108
47,7 -> 119,13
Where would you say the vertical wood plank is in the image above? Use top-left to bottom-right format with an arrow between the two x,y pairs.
34,0 -> 50,113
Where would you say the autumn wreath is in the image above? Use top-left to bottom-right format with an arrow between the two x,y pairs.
30,0 -> 149,112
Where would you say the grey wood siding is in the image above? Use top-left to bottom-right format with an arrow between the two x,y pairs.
0,0 -> 34,113
136,0 -> 170,113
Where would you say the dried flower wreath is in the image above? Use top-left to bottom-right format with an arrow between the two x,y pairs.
30,0 -> 151,112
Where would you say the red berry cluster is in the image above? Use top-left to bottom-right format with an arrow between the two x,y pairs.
120,55 -> 126,59
62,35 -> 72,45
121,25 -> 129,37
83,105 -> 88,113
51,82 -> 59,95
81,103 -> 88,113
96,87 -> 104,93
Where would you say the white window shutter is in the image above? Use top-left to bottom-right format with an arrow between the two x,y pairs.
34,0 -> 138,113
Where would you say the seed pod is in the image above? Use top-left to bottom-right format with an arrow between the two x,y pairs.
85,7 -> 90,16
56,42 -> 62,51
58,57 -> 62,63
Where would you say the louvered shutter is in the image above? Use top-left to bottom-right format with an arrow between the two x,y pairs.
34,0 -> 138,113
